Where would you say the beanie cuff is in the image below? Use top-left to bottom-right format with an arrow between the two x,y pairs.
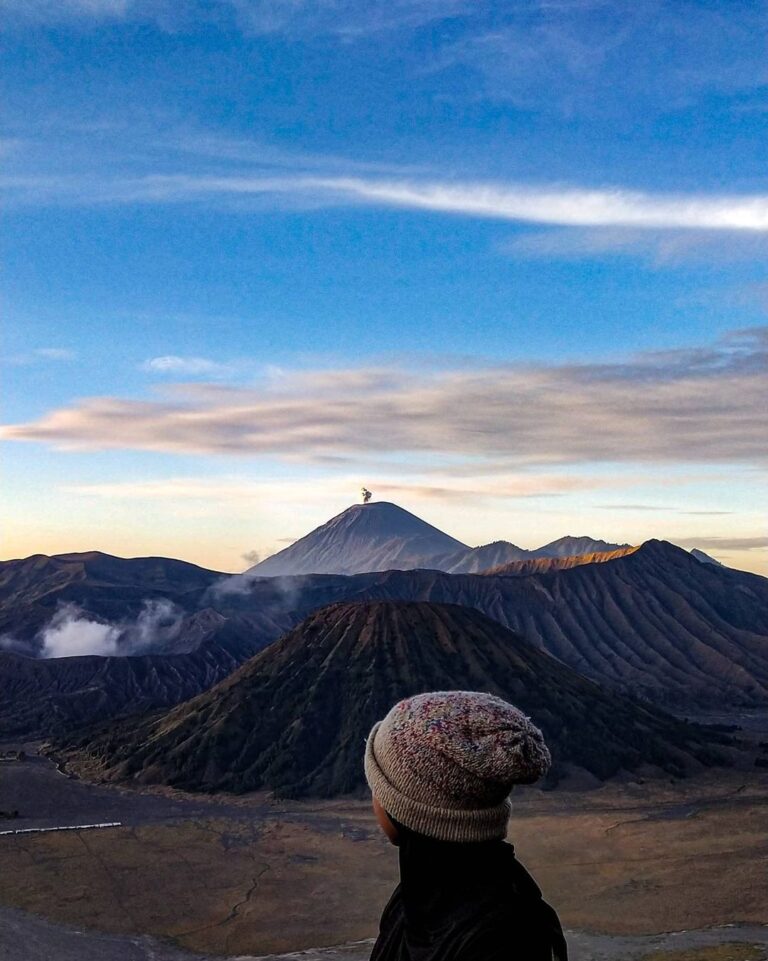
364,722 -> 511,843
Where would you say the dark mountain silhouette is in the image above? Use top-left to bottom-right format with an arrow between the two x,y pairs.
0,551 -> 225,657
60,602 -> 731,796
441,541 -> 531,574
3,538 -> 768,740
0,614 -> 277,738
248,502 -> 469,576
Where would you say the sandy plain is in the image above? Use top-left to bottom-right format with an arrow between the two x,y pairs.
0,744 -> 767,960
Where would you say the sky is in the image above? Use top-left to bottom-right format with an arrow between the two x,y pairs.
1,0 -> 767,575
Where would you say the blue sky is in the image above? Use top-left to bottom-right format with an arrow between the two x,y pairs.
2,0 -> 767,573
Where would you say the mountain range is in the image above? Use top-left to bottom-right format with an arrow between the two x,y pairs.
1,504 -> 767,744
59,601 -> 732,796
247,501 -> 631,576
234,540 -> 768,709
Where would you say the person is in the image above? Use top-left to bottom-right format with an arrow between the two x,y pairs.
364,690 -> 568,961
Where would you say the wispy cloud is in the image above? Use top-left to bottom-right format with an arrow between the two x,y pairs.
672,535 -> 768,552
226,0 -> 468,38
430,2 -> 768,114
66,472 -> 606,505
35,347 -> 77,360
597,504 -> 737,515
6,346 -> 77,365
141,355 -> 234,377
503,227 -> 768,265
5,326 -> 767,470
1,0 -> 133,26
5,0 -> 766,128
6,171 -> 768,234
1,0 -> 467,34
317,178 -> 768,229
597,504 -> 677,512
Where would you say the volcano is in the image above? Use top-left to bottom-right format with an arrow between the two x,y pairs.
64,601 -> 731,797
249,502 -> 469,576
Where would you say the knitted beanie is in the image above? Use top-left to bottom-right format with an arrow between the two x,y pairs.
364,691 -> 550,843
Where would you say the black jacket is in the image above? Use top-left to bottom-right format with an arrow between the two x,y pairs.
370,825 -> 567,961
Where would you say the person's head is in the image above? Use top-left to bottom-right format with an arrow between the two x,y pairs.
364,691 -> 550,845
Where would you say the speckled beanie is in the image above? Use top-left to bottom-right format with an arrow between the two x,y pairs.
364,691 -> 551,843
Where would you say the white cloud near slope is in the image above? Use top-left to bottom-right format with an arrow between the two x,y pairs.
3,327 -> 766,469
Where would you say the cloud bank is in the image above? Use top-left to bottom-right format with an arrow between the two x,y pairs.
4,327 -> 767,470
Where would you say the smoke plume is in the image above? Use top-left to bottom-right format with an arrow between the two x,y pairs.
38,599 -> 184,659
40,604 -> 121,658
0,634 -> 33,655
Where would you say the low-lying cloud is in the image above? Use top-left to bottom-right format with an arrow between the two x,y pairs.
38,599 -> 184,659
3,327 -> 766,470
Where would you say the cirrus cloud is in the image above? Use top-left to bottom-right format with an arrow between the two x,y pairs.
5,170 -> 768,235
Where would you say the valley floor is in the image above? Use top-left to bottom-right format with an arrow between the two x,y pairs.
1,743 -> 767,960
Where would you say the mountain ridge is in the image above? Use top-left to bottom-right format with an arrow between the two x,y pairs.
2,537 -> 767,738
59,601 -> 733,796
483,545 -> 638,576
231,540 -> 768,709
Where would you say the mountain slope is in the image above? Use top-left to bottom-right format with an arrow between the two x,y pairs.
61,601 -> 730,796
484,546 -> 638,576
230,541 -> 768,709
691,549 -> 724,566
3,537 -> 768,735
441,541 -> 531,574
249,503 -> 631,577
533,536 -> 630,558
0,613 -> 277,738
249,502 -> 469,576
0,551 -> 225,656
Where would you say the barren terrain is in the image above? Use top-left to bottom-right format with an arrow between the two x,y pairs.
1,742 -> 767,960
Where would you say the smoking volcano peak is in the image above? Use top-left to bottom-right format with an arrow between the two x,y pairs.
248,501 -> 469,577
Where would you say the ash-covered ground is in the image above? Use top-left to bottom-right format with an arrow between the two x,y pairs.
1,740 -> 768,961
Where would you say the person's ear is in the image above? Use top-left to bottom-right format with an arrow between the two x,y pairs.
372,795 -> 400,846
